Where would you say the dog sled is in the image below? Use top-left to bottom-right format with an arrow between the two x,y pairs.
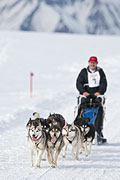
74,95 -> 106,145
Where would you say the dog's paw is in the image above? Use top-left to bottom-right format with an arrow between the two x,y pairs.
35,164 -> 40,168
51,164 -> 55,168
51,162 -> 56,168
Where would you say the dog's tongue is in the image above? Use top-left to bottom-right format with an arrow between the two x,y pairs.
32,137 -> 37,142
51,136 -> 57,143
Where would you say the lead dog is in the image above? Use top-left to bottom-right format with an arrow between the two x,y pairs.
26,118 -> 47,167
32,112 -> 52,161
32,112 -> 66,167
47,123 -> 64,168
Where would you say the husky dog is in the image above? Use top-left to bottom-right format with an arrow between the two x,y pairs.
26,118 -> 47,167
48,113 -> 66,129
78,118 -> 95,156
47,123 -> 64,168
62,123 -> 82,160
32,112 -> 51,161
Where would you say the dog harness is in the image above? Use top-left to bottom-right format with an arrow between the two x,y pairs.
36,146 -> 53,151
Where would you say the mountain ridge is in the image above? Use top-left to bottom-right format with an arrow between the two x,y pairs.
0,0 -> 120,34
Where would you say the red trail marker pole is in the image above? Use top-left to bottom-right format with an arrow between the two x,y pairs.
30,72 -> 34,98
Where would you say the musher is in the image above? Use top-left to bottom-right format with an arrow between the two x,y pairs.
76,56 -> 107,144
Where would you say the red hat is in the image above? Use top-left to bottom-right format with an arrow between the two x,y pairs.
89,56 -> 98,63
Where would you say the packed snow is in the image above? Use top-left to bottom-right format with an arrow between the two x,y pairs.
0,31 -> 120,180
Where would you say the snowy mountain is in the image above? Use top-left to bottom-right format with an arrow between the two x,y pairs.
0,0 -> 120,34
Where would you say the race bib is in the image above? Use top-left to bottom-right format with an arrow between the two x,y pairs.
88,71 -> 100,87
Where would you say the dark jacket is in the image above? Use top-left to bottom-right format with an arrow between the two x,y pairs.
76,66 -> 107,95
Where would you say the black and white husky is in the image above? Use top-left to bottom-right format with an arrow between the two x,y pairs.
47,123 -> 64,168
78,118 -> 95,156
62,123 -> 82,160
47,113 -> 66,129
26,118 -> 47,167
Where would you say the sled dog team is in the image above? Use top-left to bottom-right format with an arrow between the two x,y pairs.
26,112 -> 95,168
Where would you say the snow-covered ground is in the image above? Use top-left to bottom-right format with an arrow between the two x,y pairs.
0,31 -> 120,179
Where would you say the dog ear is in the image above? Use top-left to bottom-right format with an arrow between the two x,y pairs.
26,118 -> 32,129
